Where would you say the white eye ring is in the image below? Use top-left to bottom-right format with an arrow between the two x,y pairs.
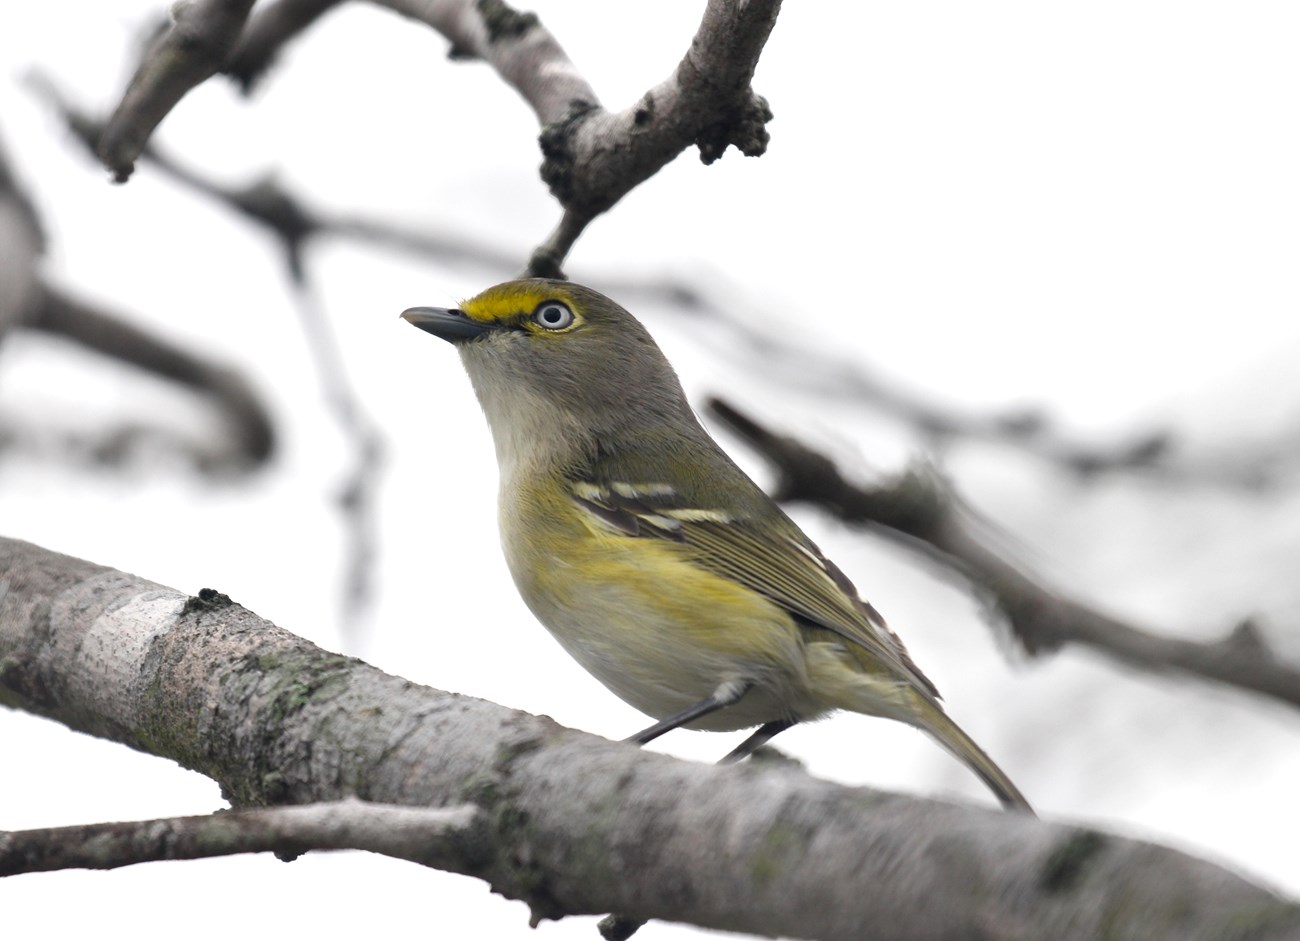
533,301 -> 574,330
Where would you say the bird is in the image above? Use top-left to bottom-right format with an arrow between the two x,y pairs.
402,278 -> 1032,813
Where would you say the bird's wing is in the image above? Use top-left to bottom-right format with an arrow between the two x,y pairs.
571,480 -> 940,699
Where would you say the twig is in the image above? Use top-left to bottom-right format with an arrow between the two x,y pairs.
329,213 -> 519,270
527,207 -> 591,280
291,276 -> 384,638
708,397 -> 1300,713
0,799 -> 478,876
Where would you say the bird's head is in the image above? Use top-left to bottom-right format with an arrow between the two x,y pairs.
403,279 -> 695,464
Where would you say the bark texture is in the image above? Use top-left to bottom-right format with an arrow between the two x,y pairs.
1,536 -> 1296,941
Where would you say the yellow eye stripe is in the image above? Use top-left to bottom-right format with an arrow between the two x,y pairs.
460,282 -> 580,325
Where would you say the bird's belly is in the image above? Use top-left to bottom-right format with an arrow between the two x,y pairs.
549,605 -> 811,732
502,511 -> 818,730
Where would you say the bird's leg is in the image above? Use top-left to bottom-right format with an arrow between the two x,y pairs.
718,718 -> 797,764
624,680 -> 753,746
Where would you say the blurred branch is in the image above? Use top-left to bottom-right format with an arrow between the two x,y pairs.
2,121 -> 272,471
294,278 -> 384,635
0,800 -> 477,876
331,213 -> 518,269
3,535 -> 1297,941
30,75 -> 380,638
35,74 -> 1298,490
708,397 -> 1300,713
99,0 -> 257,182
30,68 -> 512,269
611,274 -> 1297,491
0,140 -> 45,259
0,140 -> 45,338
28,284 -> 275,467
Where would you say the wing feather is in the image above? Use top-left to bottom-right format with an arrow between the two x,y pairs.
571,481 -> 940,699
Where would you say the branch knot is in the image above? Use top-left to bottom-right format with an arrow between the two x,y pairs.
538,101 -> 602,206
695,91 -> 773,164
475,0 -> 540,44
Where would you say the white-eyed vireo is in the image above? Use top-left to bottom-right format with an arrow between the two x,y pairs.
402,279 -> 1032,813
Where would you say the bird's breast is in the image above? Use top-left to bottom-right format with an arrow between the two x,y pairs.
497,475 -> 817,729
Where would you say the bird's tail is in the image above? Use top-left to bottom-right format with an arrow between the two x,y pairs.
911,697 -> 1035,815
806,644 -> 1033,812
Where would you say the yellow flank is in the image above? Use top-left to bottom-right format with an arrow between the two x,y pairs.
542,495 -> 795,663
461,281 -> 580,324
501,476 -> 808,729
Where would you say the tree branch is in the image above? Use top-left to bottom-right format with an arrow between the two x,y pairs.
1,122 -> 272,470
33,74 -> 1296,489
92,0 -> 780,274
523,0 -> 779,274
377,0 -> 600,127
0,800 -> 477,876
99,0 -> 257,182
372,0 -> 781,275
2,536 -> 1297,940
707,398 -> 1300,713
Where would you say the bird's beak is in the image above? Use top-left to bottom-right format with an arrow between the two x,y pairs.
401,306 -> 491,342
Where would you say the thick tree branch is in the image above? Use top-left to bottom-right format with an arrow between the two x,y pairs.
0,800 -> 477,876
708,398 -> 1300,713
99,0 -> 257,182
2,536 -> 1297,940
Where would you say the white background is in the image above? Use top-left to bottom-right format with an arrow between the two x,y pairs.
2,2 -> 1299,937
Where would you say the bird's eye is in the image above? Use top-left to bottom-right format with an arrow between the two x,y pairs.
532,301 -> 574,330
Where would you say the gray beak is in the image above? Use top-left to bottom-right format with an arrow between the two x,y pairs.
401,306 -> 491,342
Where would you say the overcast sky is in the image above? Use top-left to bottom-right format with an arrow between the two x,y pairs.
3,3 -> 1299,938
